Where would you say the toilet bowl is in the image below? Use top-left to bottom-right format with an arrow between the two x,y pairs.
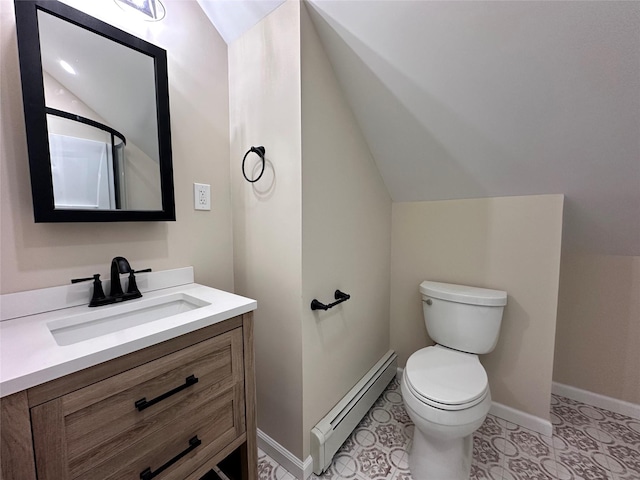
401,346 -> 492,479
402,281 -> 507,480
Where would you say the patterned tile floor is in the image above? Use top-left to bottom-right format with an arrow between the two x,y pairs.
257,377 -> 640,480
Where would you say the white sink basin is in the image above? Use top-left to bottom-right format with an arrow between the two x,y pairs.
47,293 -> 210,346
1,268 -> 257,398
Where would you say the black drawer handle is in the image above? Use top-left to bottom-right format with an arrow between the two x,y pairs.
140,436 -> 202,480
135,375 -> 198,411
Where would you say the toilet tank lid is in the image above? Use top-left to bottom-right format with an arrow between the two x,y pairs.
420,281 -> 507,306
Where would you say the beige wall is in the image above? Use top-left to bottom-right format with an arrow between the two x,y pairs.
554,253 -> 640,404
229,1 -> 392,461
0,0 -> 233,294
229,0 -> 305,459
391,195 -> 564,422
300,4 -> 391,458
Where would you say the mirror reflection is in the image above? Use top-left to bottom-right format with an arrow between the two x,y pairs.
38,9 -> 162,211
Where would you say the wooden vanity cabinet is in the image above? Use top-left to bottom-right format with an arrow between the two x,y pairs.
0,312 -> 257,480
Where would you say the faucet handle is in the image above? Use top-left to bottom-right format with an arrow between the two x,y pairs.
71,275 -> 97,284
126,271 -> 140,297
89,274 -> 107,305
125,268 -> 151,298
72,274 -> 107,307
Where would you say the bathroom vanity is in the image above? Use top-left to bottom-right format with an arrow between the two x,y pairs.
0,268 -> 257,480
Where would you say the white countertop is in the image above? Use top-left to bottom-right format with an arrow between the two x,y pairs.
0,276 -> 256,398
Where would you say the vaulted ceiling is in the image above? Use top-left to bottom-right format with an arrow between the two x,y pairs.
199,0 -> 640,256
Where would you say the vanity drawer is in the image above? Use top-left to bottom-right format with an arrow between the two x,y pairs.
31,328 -> 246,480
74,386 -> 244,480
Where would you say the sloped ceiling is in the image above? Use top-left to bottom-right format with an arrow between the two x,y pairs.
196,0 -> 285,44
305,0 -> 639,256
198,0 -> 639,256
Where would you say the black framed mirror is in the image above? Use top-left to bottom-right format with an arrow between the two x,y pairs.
14,0 -> 175,222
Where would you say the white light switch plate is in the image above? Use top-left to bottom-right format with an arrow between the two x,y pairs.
194,183 -> 211,210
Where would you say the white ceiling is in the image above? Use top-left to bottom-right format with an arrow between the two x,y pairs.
199,0 -> 639,256
196,0 -> 285,44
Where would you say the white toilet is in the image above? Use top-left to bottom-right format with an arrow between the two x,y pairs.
401,281 -> 507,480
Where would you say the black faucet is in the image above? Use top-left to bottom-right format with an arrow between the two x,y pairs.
110,256 -> 132,298
71,257 -> 151,307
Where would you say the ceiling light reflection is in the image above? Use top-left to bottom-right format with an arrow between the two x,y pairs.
59,60 -> 76,75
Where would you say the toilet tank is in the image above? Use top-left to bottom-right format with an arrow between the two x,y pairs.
420,281 -> 507,354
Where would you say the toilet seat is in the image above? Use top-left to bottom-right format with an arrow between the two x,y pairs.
405,346 -> 488,411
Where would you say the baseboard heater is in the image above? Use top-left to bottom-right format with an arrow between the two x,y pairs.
310,350 -> 398,475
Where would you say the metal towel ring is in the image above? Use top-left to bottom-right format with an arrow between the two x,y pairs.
242,146 -> 266,183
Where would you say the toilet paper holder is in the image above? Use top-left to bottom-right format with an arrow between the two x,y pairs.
311,290 -> 351,311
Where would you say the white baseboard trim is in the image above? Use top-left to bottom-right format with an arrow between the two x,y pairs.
552,382 -> 640,420
489,402 -> 553,437
257,429 -> 313,480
